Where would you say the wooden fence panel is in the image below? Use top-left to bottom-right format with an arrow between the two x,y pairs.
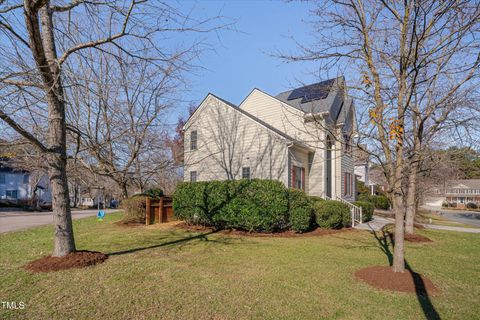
145,196 -> 175,225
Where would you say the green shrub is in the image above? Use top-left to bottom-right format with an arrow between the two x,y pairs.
467,202 -> 478,209
120,195 -> 146,223
441,201 -> 449,208
174,179 -> 289,232
215,179 -> 289,232
354,201 -> 374,222
313,200 -> 351,229
358,194 -> 390,210
308,196 -> 325,204
173,181 -> 218,225
288,189 -> 314,233
143,188 -> 164,198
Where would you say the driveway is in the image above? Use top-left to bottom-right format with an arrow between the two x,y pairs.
0,209 -> 118,234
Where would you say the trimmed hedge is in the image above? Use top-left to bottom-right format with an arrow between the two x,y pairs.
174,179 -> 358,232
288,189 -> 314,233
313,200 -> 351,229
173,179 -> 289,232
358,194 -> 390,210
120,195 -> 146,223
354,201 -> 374,222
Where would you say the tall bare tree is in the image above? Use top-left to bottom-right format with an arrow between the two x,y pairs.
280,0 -> 480,272
0,0 -> 229,256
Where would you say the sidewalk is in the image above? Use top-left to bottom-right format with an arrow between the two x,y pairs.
354,215 -> 480,234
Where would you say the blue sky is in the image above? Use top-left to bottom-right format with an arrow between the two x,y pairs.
178,0 -> 320,118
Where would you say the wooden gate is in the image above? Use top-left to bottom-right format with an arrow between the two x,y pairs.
145,196 -> 175,225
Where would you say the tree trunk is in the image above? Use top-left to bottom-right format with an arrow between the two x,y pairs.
392,193 -> 406,273
121,181 -> 129,199
23,2 -> 76,256
405,164 -> 418,234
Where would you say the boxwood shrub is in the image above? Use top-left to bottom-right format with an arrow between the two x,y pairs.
313,200 -> 351,229
214,179 -> 289,232
173,179 -> 289,232
358,194 -> 390,210
354,201 -> 374,222
288,189 -> 314,233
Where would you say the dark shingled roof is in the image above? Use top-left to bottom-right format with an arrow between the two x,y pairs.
275,78 -> 337,114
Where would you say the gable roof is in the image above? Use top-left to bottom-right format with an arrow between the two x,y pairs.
275,78 -> 340,114
184,93 -> 312,151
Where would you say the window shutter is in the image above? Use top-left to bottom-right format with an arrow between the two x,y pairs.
344,173 -> 347,196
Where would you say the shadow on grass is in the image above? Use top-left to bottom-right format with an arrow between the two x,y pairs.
108,230 -> 221,256
372,229 -> 441,320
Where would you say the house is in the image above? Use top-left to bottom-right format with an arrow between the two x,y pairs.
183,77 -> 357,202
0,163 -> 31,202
435,179 -> 480,208
353,145 -> 370,185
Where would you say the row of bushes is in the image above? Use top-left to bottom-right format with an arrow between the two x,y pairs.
442,201 -> 479,209
358,194 -> 390,210
173,180 -> 354,233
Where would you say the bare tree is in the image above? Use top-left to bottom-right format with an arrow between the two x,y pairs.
0,0 -> 229,256
280,0 -> 480,272
65,50 -> 180,198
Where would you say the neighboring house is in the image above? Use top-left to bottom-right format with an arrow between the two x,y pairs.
183,77 -> 357,202
0,163 -> 31,201
434,179 -> 480,208
353,145 -> 369,185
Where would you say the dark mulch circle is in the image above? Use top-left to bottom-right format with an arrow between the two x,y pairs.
355,266 -> 439,295
176,222 -> 353,238
25,251 -> 108,273
403,233 -> 432,243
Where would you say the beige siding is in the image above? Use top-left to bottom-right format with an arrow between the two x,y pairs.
240,89 -> 327,196
184,95 -> 289,185
240,89 -> 310,141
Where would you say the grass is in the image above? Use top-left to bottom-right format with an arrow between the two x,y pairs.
0,212 -> 479,320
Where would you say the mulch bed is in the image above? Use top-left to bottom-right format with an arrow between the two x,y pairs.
176,222 -> 354,238
403,233 -> 432,243
355,266 -> 439,295
25,251 -> 108,273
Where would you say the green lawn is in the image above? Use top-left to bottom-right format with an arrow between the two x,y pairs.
0,212 -> 479,320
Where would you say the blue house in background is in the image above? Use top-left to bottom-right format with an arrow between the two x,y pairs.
0,163 -> 31,201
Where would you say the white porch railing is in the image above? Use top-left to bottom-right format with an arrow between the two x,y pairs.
322,193 -> 363,227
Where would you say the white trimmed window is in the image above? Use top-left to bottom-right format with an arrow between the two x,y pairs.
242,167 -> 251,180
6,190 -> 17,199
344,172 -> 353,196
190,171 -> 197,182
292,166 -> 305,190
190,130 -> 197,150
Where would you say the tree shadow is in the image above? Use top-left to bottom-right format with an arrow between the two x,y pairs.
108,230 -> 221,256
372,229 -> 441,320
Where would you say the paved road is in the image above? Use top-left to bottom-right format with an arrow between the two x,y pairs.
421,206 -> 480,227
0,209 -> 118,234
